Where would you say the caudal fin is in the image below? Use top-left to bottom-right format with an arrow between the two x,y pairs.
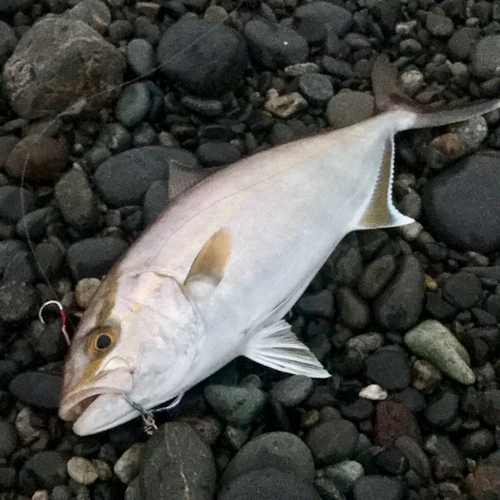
372,55 -> 500,130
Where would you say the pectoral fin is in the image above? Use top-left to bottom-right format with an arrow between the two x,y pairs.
357,136 -> 414,230
244,320 -> 331,378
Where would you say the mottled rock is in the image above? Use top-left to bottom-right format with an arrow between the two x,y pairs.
0,280 -> 35,321
374,401 -> 421,446
67,457 -> 99,485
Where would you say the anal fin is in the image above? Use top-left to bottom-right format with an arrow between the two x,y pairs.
357,136 -> 414,230
243,320 -> 331,378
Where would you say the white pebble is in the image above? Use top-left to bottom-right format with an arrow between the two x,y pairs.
359,384 -> 388,401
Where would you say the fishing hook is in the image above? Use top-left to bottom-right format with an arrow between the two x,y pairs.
39,300 -> 71,346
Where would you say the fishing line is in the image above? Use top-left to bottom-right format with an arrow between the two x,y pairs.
15,0 -> 246,341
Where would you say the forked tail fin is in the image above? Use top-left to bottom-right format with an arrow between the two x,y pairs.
372,55 -> 500,130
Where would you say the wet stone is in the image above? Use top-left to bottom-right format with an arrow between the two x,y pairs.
297,289 -> 335,318
9,371 -> 61,409
423,434 -> 465,481
376,448 -> 408,476
337,288 -> 370,330
115,83 -> 151,128
19,451 -> 68,496
395,436 -> 431,480
365,348 -> 410,391
16,207 -> 58,242
322,460 -> 364,493
67,457 -> 99,486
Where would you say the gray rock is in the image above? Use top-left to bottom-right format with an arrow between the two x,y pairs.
264,90 -> 308,118
0,420 -> 17,458
324,233 -> 363,287
426,13 -> 454,37
114,443 -> 143,485
0,280 -> 35,322
0,0 -> 34,11
19,451 -> 68,496
55,167 -> 99,230
358,255 -> 396,299
127,39 -> 156,77
297,289 -> 335,318
326,91 -> 375,129
461,429 -> 495,459
3,17 -> 124,119
16,207 -> 58,242
472,35 -> 500,79
442,272 -> 482,309
244,20 -> 309,69
0,21 -> 17,68
197,141 -> 241,167
181,96 -> 223,117
99,122 -> 132,152
204,384 -> 266,427
139,422 -> 216,500
0,186 -> 34,223
115,83 -> 151,128
143,180 -> 169,226
374,255 -> 425,330
394,436 -> 431,480
67,237 -> 128,280
346,333 -> 384,357
9,371 -> 61,408
365,348 -> 410,391
448,27 -> 480,60
322,460 -> 364,493
425,388 -> 459,427
337,288 -> 370,330
271,376 -> 313,407
64,0 -> 111,34
221,431 -> 315,486
423,434 -> 465,481
353,476 -> 404,500
157,18 -> 248,96
298,73 -> 333,107
404,320 -> 475,385
67,457 -> 99,485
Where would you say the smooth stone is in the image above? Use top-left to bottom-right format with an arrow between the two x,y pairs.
181,96 -> 223,116
322,460 -> 364,493
0,135 -> 19,168
75,278 -> 101,309
9,371 -> 61,409
157,18 -> 248,96
204,385 -> 266,427
442,271 -> 482,309
448,27 -> 480,60
357,255 -> 396,299
221,431 -> 315,486
374,401 -> 421,447
0,280 -> 35,322
3,17 -> 124,119
0,186 -> 34,222
425,13 -> 454,37
394,436 -> 431,480
337,288 -> 370,330
16,206 -> 58,241
143,180 -> 169,226
127,38 -> 156,77
32,241 -> 64,280
67,237 -> 128,280
115,83 -> 151,127
374,255 -> 425,330
0,420 -> 17,458
67,457 -> 99,485
298,73 -> 333,107
326,91 -> 375,129
114,444 -> 144,485
19,451 -> 68,496
353,476 -> 404,500
243,20 -> 309,69
197,141 -> 241,167
365,349 -> 410,391
462,429 -> 495,459
139,422 -> 216,500
404,320 -> 475,385
270,376 -> 314,407
297,289 -> 335,318
218,469 -> 321,500
472,35 -> 500,79
424,388 -> 459,427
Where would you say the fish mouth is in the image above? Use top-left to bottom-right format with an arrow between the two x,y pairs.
59,387 -> 124,422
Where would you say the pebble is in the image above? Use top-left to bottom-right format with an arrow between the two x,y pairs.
0,186 -> 34,223
181,96 -> 223,117
374,401 -> 421,447
197,141 -> 242,167
114,443 -> 143,485
143,180 -> 169,225
3,17 -> 124,119
0,21 -> 17,67
448,27 -> 480,60
94,146 -> 199,207
374,255 -> 425,330
270,375 -> 313,407
423,434 -> 465,481
404,320 -> 475,385
411,359 -> 442,392
326,91 -> 375,129
365,348 -> 410,391
298,73 -> 333,107
297,289 -> 335,318
442,271 -> 482,309
305,419 -> 359,465
219,469 -> 321,500
264,90 -> 308,118
449,116 -> 488,152
359,384 -> 387,401
75,278 -> 101,309
9,371 -> 62,409
139,422 -> 215,500
0,420 -> 17,458
324,233 -> 363,287
353,475 -> 404,500
204,384 -> 266,427
394,436 -> 431,480
19,451 -> 68,497
322,460 -> 364,493
425,388 -> 459,427
157,18 -> 248,96
100,122 -> 132,152
357,255 -> 396,300
67,457 -> 99,486
337,287 -> 370,330
466,465 -> 500,500
472,35 -> 500,79
127,38 -> 156,76
0,280 -> 35,322
16,206 -> 57,242
64,0 -> 111,34
481,390 -> 500,426
426,13 -> 454,37
346,333 -> 384,357
221,431 -> 315,486
55,167 -> 99,230
115,83 -> 151,128
67,237 -> 128,280
244,20 -> 309,69
461,429 -> 495,459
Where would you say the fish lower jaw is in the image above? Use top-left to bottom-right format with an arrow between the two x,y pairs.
59,394 -> 99,422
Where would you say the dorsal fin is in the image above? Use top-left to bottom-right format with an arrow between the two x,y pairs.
185,228 -> 232,285
357,137 -> 413,230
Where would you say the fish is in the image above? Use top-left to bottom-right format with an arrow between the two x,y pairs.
59,56 -> 500,435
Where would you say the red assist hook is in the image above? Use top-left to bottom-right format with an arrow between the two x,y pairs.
39,300 -> 71,346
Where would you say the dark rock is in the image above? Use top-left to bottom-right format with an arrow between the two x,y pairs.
0,239 -> 26,275
461,429 -> 495,459
423,434 -> 465,480
422,151 -> 500,253
374,255 -> 425,330
339,398 -> 373,421
3,17 -> 124,119
0,360 -> 18,390
219,469 -> 321,500
64,0 -> 111,34
466,465 -> 500,500
244,20 -> 308,69
0,0 -> 35,11
305,419 -> 359,465
33,241 -> 64,279
394,436 -> 431,480
9,371 -> 61,409
143,180 -> 168,226
3,249 -> 35,283
324,233 -> 362,287
181,96 -> 223,117
353,475 -> 404,500
197,141 -> 241,167
337,288 -> 370,330
67,237 -> 128,280
365,348 -> 410,391
442,272 -> 482,309
0,467 -> 16,491
157,18 -> 248,96
376,448 -> 408,476
297,289 -> 335,318
426,13 -> 454,37
115,83 -> 151,128
127,38 -> 156,77
0,280 -> 35,322
0,420 -> 17,458
426,291 -> 457,321
392,388 -> 426,413
94,146 -> 199,207
19,451 -> 68,496
139,422 -> 216,500
0,186 -> 34,223
482,390 -> 500,426
448,27 -> 480,60
424,388 -> 459,427
358,255 -> 396,299
221,432 -> 315,486
270,375 -> 313,407
16,206 -> 58,241
472,36 -> 500,79
0,21 -> 17,67
298,73 -> 333,107
374,401 -> 421,446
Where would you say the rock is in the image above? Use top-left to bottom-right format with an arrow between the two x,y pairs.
404,320 -> 475,385
326,91 -> 375,129
374,255 -> 425,330
157,18 -> 248,96
481,390 -> 500,426
365,348 -> 410,391
67,237 -> 128,280
324,233 -> 363,287
197,141 -> 241,167
298,73 -> 333,107
466,465 -> 500,500
64,0 -> 111,34
271,376 -> 313,407
114,443 -> 143,485
374,401 -> 421,446
115,83 -> 151,128
94,146 -> 199,207
297,289 -> 335,318
0,280 -> 35,322
422,151 -> 500,253
359,384 -> 388,401
67,457 -> 99,485
55,167 -> 99,230
264,90 -> 308,118
462,430 -> 495,459
19,451 -> 67,496
449,116 -> 488,152
204,385 -> 266,427
442,272 -> 482,309
353,476 -> 404,500
472,35 -> 500,79
0,186 -> 34,223
426,13 -> 454,37
448,27 -> 480,60
0,420 -> 17,458
322,460 -> 364,493
394,436 -> 431,480
337,288 -> 369,330
127,39 -> 156,77
305,419 -> 359,465
181,96 -> 223,117
357,255 -> 396,299
218,469 -> 321,500
0,21 -> 17,68
243,20 -> 308,69
423,434 -> 465,481
425,388 -> 459,427
143,180 -> 169,226
411,359 -> 442,391
139,422 -> 216,500
75,278 -> 101,309
221,432 -> 315,486
9,371 -> 61,409
346,333 -> 384,357
3,17 -> 124,119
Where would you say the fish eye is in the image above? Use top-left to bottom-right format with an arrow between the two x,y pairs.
87,327 -> 118,357
96,334 -> 111,350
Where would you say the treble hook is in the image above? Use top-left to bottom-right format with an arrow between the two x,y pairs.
39,300 -> 71,346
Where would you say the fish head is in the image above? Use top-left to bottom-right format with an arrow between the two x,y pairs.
59,272 -> 203,435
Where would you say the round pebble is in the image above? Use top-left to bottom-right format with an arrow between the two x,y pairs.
271,375 -> 313,407
67,457 -> 99,485
114,443 -> 144,485
115,83 -> 151,128
298,73 -> 333,107
9,371 -> 61,408
326,91 -> 375,129
127,38 -> 156,76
